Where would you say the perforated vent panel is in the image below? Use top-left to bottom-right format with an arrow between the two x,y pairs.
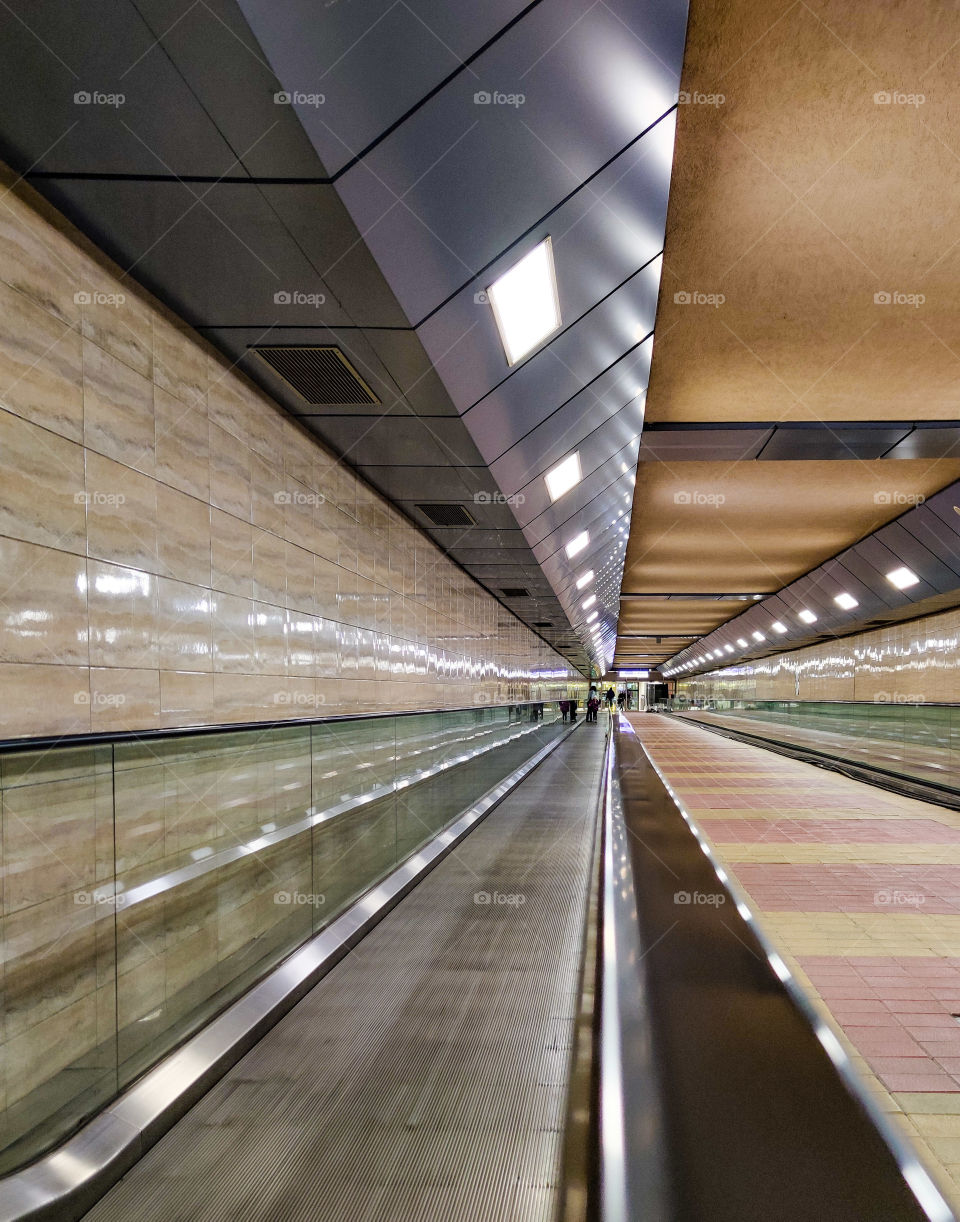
415,503 -> 476,527
253,346 -> 379,405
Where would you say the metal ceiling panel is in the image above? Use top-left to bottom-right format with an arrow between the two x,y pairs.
426,528 -> 530,550
757,424 -> 912,462
815,547 -> 914,611
776,575 -> 843,629
236,0 -> 529,176
312,416 -> 479,469
0,0 -> 244,176
455,550 -> 546,567
914,484 -> 960,538
255,185 -> 413,327
416,132 -> 674,407
874,425 -> 960,461
461,263 -> 662,463
34,181 -> 350,329
323,0 -> 686,319
347,328 -> 462,416
873,520 -> 960,587
818,558 -> 890,618
639,426 -> 773,462
899,506 -> 960,574
512,448 -> 636,534
487,345 -> 651,493
130,0 -> 327,179
529,493 -> 629,567
362,465 -> 482,502
527,478 -> 632,555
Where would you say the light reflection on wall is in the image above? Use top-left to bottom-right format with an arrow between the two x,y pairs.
676,607 -> 960,704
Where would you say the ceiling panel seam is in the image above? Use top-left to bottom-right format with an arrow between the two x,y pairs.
488,332 -> 654,464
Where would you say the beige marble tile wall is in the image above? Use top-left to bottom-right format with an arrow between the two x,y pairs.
0,165 -> 582,741
676,606 -> 960,704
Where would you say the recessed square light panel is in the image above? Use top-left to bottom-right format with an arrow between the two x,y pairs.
487,237 -> 561,366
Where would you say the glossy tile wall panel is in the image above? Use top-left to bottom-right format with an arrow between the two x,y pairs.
0,166 -> 582,739
676,605 -> 960,705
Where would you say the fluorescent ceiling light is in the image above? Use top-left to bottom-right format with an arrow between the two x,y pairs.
752,631 -> 765,642
582,594 -> 596,610
586,611 -> 598,623
575,570 -> 594,590
565,531 -> 589,559
724,644 -> 734,653
486,237 -> 561,365
797,609 -> 817,624
834,592 -> 858,610
886,565 -> 919,590
771,621 -> 788,634
544,452 -> 581,502
736,638 -> 748,648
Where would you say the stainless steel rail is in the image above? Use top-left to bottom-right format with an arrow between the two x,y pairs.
0,697 -> 573,753
596,714 -> 670,1221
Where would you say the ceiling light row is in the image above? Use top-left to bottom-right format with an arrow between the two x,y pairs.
663,567 -> 923,676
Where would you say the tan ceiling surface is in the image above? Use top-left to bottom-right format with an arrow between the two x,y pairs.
613,597 -> 751,664
618,0 -> 960,671
624,458 -> 960,595
618,598 -> 752,635
647,0 -> 960,425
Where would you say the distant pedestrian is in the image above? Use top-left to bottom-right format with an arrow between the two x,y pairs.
605,687 -> 615,708
559,699 -> 569,722
587,695 -> 600,723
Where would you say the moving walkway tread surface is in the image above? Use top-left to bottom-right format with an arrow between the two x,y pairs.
83,722 -> 606,1222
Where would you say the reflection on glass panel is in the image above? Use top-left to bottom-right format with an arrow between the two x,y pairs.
313,794 -> 397,920
0,702 -> 570,1172
673,699 -> 960,795
113,726 -> 315,1089
0,745 -> 116,1174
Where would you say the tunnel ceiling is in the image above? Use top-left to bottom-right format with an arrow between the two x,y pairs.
4,0 -> 960,680
619,0 -> 960,673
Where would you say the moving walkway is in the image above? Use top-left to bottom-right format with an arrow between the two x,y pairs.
0,705 -> 952,1220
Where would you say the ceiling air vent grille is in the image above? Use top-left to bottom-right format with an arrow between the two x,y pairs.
532,621 -> 553,627
252,346 -> 379,405
501,587 -> 530,598
416,503 -> 476,527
